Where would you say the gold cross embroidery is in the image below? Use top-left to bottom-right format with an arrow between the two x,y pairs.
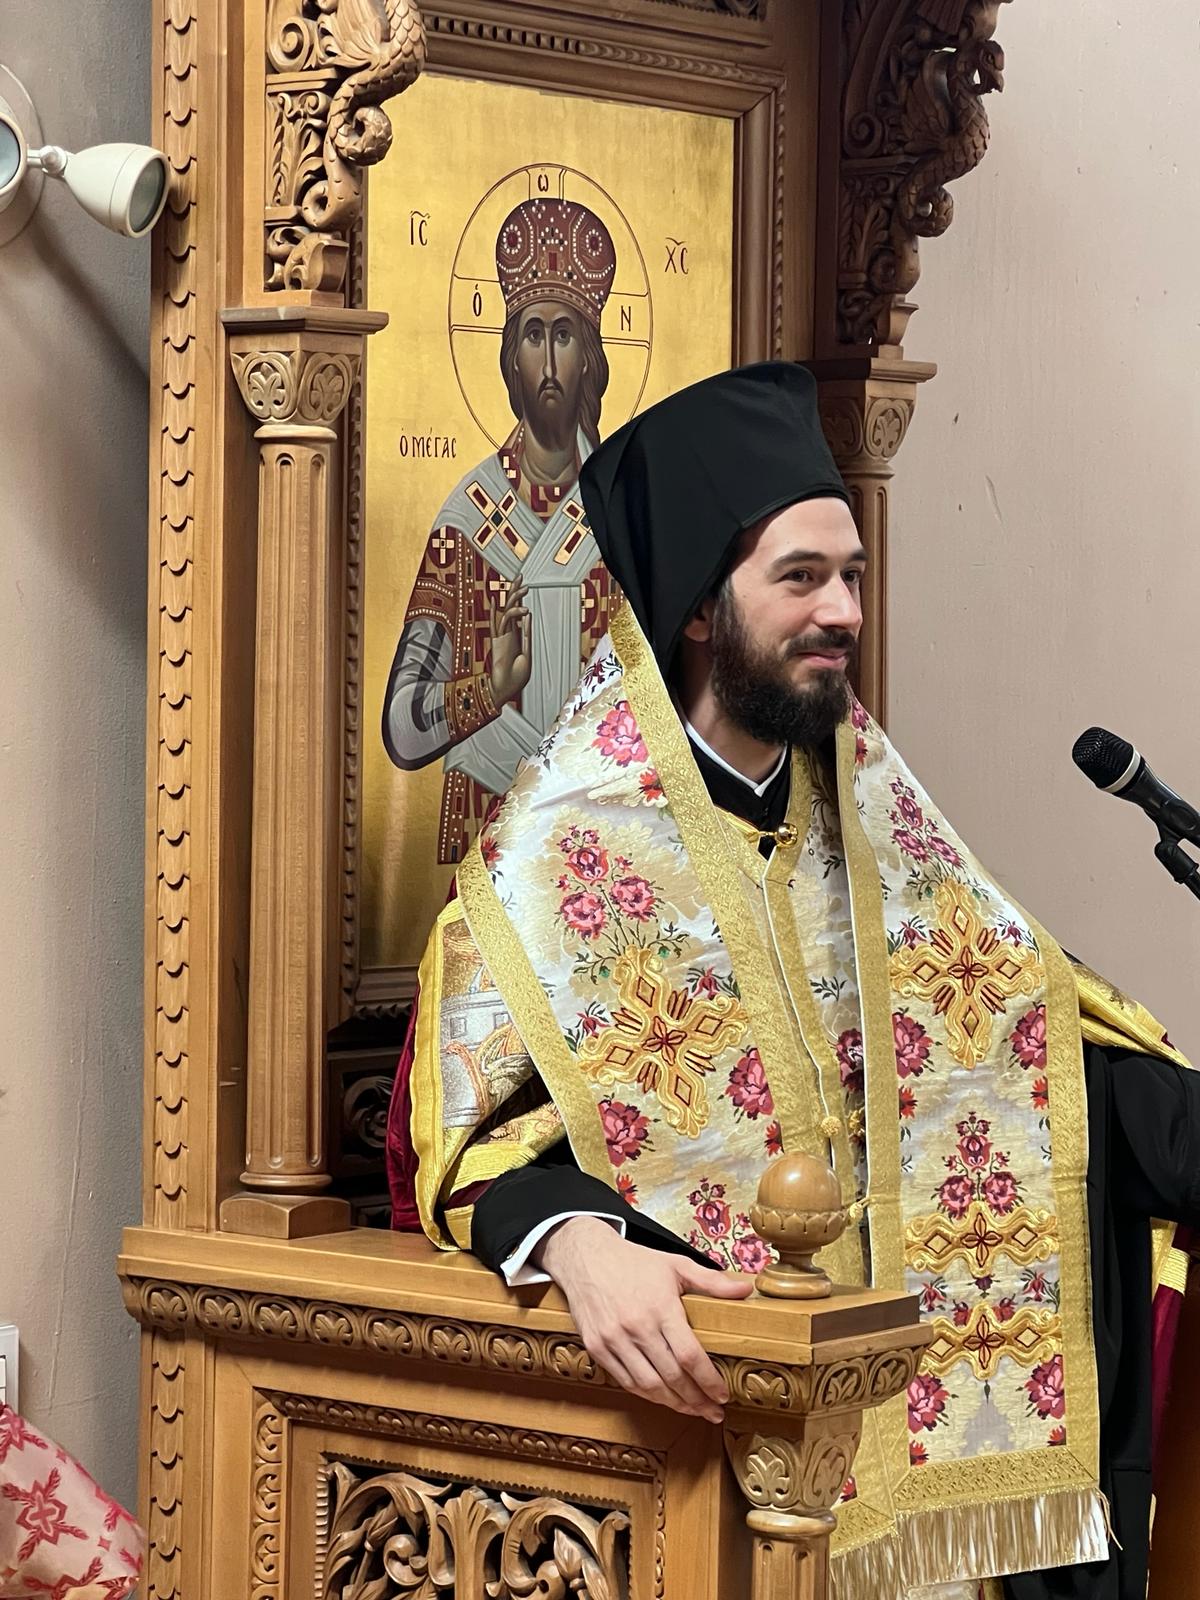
577,948 -> 746,1138
905,1200 -> 1056,1278
890,879 -> 1041,1068
923,1302 -> 1062,1381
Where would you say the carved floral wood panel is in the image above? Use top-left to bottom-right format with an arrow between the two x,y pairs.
324,1463 -> 631,1599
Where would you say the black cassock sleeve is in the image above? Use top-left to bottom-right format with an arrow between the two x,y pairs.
1004,1042 -> 1200,1600
471,1141 -> 719,1275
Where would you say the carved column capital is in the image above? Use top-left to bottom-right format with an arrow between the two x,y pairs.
224,311 -> 386,438
726,1425 -> 862,1522
230,343 -> 359,438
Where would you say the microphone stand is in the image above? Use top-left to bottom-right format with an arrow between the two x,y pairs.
1154,828 -> 1200,902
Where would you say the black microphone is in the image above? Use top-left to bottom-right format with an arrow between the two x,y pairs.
1072,726 -> 1200,849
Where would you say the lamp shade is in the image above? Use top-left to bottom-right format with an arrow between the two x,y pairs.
61,142 -> 168,238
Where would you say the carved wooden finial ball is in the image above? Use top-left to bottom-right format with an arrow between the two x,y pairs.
756,1151 -> 842,1214
751,1153 -> 848,1300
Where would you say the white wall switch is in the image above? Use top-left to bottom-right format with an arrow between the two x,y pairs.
0,1324 -> 18,1411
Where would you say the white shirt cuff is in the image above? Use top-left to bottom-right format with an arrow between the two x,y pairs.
500,1210 -> 627,1286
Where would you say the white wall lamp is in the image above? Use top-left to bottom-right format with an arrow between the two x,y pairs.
0,64 -> 169,246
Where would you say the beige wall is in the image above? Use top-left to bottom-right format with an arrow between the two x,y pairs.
892,1 -> 1200,1057
0,10 -> 148,1506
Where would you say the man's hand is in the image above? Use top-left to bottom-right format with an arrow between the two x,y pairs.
489,581 -> 532,708
534,1215 -> 755,1425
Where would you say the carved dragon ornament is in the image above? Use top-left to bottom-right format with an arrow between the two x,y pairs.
839,0 -> 1012,347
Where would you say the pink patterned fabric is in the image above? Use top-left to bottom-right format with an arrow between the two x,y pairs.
0,1405 -> 143,1598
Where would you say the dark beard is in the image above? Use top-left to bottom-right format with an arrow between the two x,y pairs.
710,588 -> 854,748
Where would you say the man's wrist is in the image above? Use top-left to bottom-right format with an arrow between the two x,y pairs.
532,1213 -> 617,1276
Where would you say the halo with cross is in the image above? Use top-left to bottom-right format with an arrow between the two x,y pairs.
448,164 -> 653,451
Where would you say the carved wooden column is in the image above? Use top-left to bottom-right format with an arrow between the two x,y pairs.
723,1152 -> 926,1598
810,356 -> 934,723
221,308 -> 386,1238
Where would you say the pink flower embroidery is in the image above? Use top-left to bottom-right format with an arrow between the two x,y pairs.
689,1179 -> 731,1241
726,1047 -> 775,1120
841,1476 -> 858,1502
957,1129 -> 992,1171
1025,1354 -> 1065,1420
983,1169 -> 1019,1216
695,1198 -> 731,1240
600,1098 -> 650,1166
951,1302 -> 970,1328
1031,1075 -> 1049,1112
899,1085 -> 917,1120
936,1173 -> 973,1219
480,834 -> 501,869
765,1119 -> 783,1157
732,1233 -> 772,1274
694,967 -> 719,998
616,1171 -> 639,1207
928,833 -> 962,867
920,1282 -> 945,1313
907,1373 -> 949,1433
855,734 -> 868,767
893,826 -> 929,862
565,845 -> 609,883
995,1297 -> 1017,1323
836,1029 -> 864,1095
594,700 -> 648,767
639,768 -> 664,802
611,875 -> 656,921
1011,1004 -> 1047,1070
851,700 -> 869,731
894,792 -> 924,831
893,1012 -> 932,1078
909,1440 -> 928,1466
560,891 -> 606,939
1048,1424 -> 1067,1446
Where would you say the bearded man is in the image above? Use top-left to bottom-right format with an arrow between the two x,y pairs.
390,362 -> 1198,1600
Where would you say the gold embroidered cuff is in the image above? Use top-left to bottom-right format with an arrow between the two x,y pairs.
445,671 -> 499,740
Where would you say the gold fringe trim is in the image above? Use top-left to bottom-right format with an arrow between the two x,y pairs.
898,1484 -> 1109,1591
829,1525 -> 900,1600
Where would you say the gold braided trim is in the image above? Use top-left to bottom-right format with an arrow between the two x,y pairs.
1158,1245 -> 1190,1297
1073,959 -> 1191,1067
762,805 -> 861,1219
458,840 -> 614,1185
411,898 -> 455,1249
897,1483 -> 1108,1591
834,717 -> 905,1298
1014,903 -> 1101,1482
610,603 -> 824,1158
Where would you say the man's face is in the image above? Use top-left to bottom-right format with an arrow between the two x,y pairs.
512,299 -> 587,449
687,497 -> 866,746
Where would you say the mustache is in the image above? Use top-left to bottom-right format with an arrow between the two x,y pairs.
538,377 -> 564,396
785,629 -> 857,658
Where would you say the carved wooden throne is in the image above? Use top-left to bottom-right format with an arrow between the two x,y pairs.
119,2 -> 1015,1595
